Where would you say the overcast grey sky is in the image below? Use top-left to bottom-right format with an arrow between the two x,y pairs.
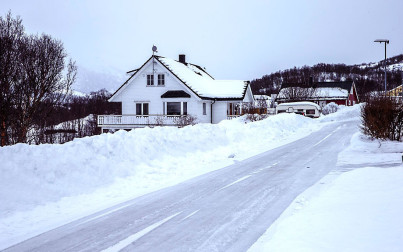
2,0 -> 403,81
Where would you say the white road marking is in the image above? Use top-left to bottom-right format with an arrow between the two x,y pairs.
262,162 -> 279,170
181,210 -> 200,221
101,212 -> 182,252
312,126 -> 341,147
251,162 -> 279,174
75,203 -> 132,227
218,175 -> 252,191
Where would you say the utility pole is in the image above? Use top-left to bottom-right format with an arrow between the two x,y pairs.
374,39 -> 389,93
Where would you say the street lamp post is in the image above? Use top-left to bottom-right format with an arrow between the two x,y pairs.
374,39 -> 389,93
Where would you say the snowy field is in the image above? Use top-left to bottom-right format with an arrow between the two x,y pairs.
1,110 -> 328,249
249,123 -> 403,251
0,104 -> 386,250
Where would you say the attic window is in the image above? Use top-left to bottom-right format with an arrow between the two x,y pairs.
147,75 -> 154,86
158,74 -> 165,85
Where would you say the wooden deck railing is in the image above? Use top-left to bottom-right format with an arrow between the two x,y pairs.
97,115 -> 182,126
226,115 -> 241,120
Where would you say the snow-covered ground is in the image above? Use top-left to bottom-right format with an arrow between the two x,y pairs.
249,123 -> 403,251
1,110 -> 331,249
2,104 -> 394,251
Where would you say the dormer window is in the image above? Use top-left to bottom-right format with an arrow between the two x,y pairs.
158,74 -> 165,86
147,74 -> 154,85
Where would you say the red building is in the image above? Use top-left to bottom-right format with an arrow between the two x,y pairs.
276,81 -> 359,107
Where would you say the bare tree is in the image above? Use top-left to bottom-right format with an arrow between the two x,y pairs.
175,115 -> 198,127
0,11 -> 24,146
278,86 -> 318,102
0,12 -> 76,145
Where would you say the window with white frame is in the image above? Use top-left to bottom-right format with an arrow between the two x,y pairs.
167,102 -> 181,115
183,102 -> 187,115
158,74 -> 165,85
166,102 -> 187,115
147,75 -> 154,86
227,102 -> 240,115
136,102 -> 149,115
203,103 -> 207,115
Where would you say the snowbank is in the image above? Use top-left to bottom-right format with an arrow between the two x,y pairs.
249,166 -> 403,252
338,132 -> 403,167
249,114 -> 403,252
0,112 -> 324,249
318,104 -> 362,123
0,113 -> 320,216
0,105 -> 363,249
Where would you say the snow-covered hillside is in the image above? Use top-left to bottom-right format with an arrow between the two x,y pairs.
357,61 -> 403,72
356,54 -> 403,72
73,65 -> 126,94
252,54 -> 403,95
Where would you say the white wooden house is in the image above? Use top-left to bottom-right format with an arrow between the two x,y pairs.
98,54 -> 254,132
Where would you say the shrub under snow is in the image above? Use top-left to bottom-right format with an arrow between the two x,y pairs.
322,102 -> 339,115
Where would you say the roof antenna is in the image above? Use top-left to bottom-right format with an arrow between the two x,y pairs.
152,45 -> 158,55
152,45 -> 158,74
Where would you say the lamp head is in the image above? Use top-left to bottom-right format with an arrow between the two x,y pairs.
374,39 -> 389,44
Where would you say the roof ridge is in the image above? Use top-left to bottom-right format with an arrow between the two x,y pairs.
110,54 -> 250,101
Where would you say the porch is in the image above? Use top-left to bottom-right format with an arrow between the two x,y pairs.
98,115 -> 181,128
98,114 -> 243,130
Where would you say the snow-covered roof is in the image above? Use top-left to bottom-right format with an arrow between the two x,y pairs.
277,81 -> 353,101
313,87 -> 348,98
277,87 -> 348,100
254,95 -> 270,100
277,101 -> 321,110
109,55 -> 249,101
155,56 -> 248,99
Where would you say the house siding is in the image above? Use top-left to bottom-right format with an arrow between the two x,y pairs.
103,55 -> 254,129
112,59 -> 211,122
348,85 -> 359,105
212,101 -> 227,124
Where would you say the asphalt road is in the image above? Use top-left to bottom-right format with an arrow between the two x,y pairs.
4,119 -> 359,252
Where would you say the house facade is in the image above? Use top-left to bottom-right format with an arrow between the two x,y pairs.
98,54 -> 254,132
386,84 -> 402,102
276,81 -> 359,107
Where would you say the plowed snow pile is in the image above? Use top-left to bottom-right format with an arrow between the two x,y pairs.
0,105 -> 359,249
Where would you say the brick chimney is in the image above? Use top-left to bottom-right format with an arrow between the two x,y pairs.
179,54 -> 186,64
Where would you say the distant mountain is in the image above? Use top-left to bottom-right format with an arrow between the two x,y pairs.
72,66 -> 127,95
251,54 -> 403,98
